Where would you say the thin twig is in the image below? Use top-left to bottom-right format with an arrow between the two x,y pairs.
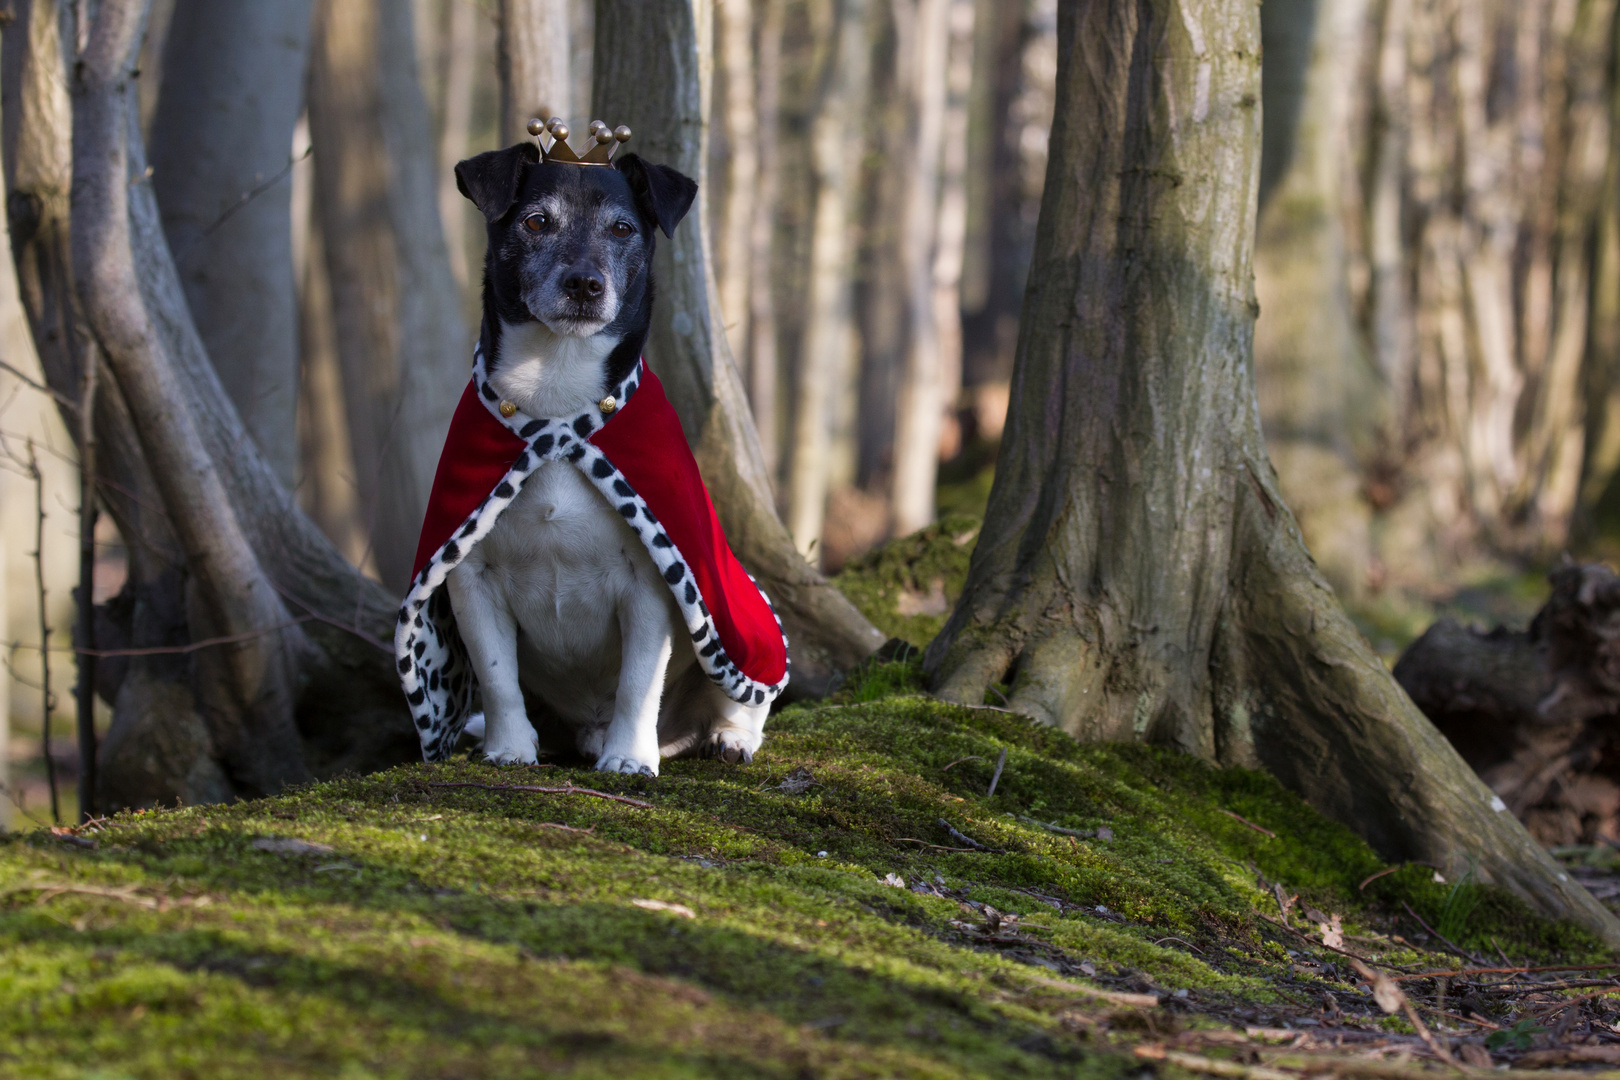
1153,935 -> 1206,954
0,359 -> 78,412
1400,900 -> 1486,965
987,746 -> 1008,796
1358,861 -> 1443,891
271,581 -> 391,653
1017,815 -> 1099,838
428,781 -> 653,808
1218,808 -> 1276,838
0,882 -> 162,909
1530,987 -> 1620,1020
74,616 -> 314,657
896,838 -> 979,852
28,440 -> 58,824
940,755 -> 983,771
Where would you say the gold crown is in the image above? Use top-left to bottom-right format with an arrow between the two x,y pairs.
529,117 -> 631,167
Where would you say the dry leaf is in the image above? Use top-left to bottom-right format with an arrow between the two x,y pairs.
1319,913 -> 1343,949
883,873 -> 906,888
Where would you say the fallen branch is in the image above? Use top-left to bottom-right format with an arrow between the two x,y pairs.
1348,957 -> 1456,1066
1134,1045 -> 1293,1080
1025,974 -> 1159,1008
0,882 -> 163,909
428,781 -> 653,809
1529,986 -> 1620,1020
1218,808 -> 1276,838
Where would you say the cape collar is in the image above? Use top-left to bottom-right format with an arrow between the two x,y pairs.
471,343 -> 643,443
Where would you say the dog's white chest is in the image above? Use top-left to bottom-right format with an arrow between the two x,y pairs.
460,461 -> 653,664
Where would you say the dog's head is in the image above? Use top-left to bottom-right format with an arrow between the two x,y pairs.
456,144 -> 697,342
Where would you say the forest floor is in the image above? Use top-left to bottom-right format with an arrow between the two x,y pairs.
6,659 -> 1620,1078
6,497 -> 1620,1077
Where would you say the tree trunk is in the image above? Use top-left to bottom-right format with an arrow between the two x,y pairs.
747,0 -> 784,479
925,0 -> 1620,944
438,0 -> 478,293
787,0 -> 869,563
592,0 -> 885,696
1252,0 -> 1380,602
499,0 -> 572,142
5,0 -> 420,808
715,0 -> 757,363
928,0 -> 973,463
147,0 -> 313,488
307,0 -> 471,592
890,0 -> 949,536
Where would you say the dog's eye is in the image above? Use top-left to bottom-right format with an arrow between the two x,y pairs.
610,220 -> 635,238
523,213 -> 548,232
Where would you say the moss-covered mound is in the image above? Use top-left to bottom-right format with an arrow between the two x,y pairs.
1,682 -> 1605,1079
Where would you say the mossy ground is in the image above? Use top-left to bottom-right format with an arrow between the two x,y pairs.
1,684 -> 1607,1080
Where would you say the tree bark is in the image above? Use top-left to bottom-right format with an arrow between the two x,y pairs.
925,0 -> 1620,944
148,0 -> 313,488
499,0 -> 572,143
890,0 -> 949,536
747,0 -> 784,479
787,0 -> 869,562
438,0 -> 478,293
307,0 -> 471,592
593,0 -> 885,696
5,0 -> 420,808
715,0 -> 758,364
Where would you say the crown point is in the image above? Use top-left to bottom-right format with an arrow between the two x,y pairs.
594,129 -> 614,145
589,120 -> 607,133
527,118 -> 545,137
613,126 -> 632,143
551,122 -> 569,141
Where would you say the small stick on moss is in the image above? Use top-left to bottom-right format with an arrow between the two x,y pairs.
1217,808 -> 1276,838
1400,900 -> 1486,965
1153,935 -> 1206,954
937,819 -> 1000,852
987,747 -> 1008,796
940,755 -> 983,772
1491,937 -> 1512,966
429,782 -> 653,808
896,837 -> 978,852
1357,861 -> 1444,891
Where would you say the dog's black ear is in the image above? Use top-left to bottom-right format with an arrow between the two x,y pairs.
614,153 -> 698,239
455,142 -> 540,222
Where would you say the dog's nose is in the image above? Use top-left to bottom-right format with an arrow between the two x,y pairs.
562,270 -> 605,301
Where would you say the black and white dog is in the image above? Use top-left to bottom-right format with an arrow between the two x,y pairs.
410,137 -> 776,776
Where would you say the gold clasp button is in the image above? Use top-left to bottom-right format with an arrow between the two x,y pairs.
599,395 -> 617,414
499,400 -> 517,418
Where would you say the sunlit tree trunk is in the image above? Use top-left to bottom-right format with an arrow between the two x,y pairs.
438,0 -> 478,293
929,0 -> 973,462
748,0 -> 784,478
148,0 -> 313,488
788,0 -> 870,563
5,0 -> 421,809
499,0 -> 573,141
890,0 -> 949,535
307,0 -> 470,592
716,0 -> 757,363
927,0 -> 1620,945
593,0 -> 885,694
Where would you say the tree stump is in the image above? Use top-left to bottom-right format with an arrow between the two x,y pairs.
1395,562 -> 1620,846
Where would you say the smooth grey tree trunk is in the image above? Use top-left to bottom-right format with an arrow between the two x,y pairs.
925,0 -> 1620,945
593,0 -> 885,696
4,0 -> 420,808
148,0 -> 313,488
499,0 -> 573,143
307,0 -> 470,592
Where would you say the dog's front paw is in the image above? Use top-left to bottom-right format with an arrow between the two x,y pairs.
701,729 -> 760,766
595,752 -> 658,777
482,719 -> 539,765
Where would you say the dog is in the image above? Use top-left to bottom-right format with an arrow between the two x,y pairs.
412,135 -> 778,776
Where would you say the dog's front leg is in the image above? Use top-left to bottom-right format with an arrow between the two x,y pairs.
447,563 -> 538,765
595,585 -> 673,776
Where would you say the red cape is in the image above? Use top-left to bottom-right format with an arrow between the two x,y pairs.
411,367 -> 788,691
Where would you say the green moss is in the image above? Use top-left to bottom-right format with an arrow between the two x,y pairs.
0,696 -> 1607,1078
832,517 -> 982,647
